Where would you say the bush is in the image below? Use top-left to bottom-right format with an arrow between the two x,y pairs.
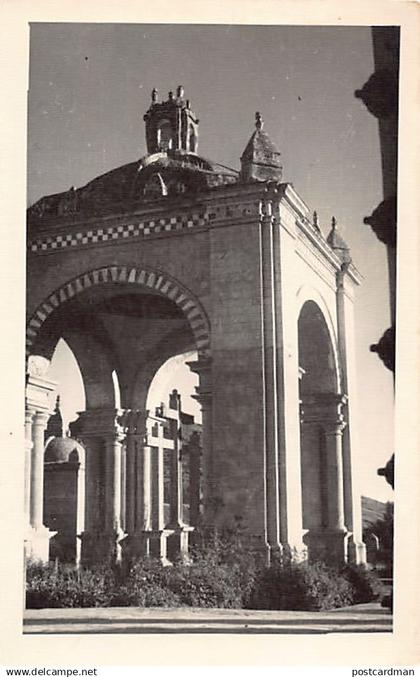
250,561 -> 354,611
26,541 -> 380,612
341,564 -> 382,604
116,559 -> 181,607
26,561 -> 117,608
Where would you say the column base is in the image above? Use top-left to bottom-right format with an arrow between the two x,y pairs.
347,534 -> 367,564
280,540 -> 308,564
303,528 -> 349,567
146,529 -> 174,566
80,529 -> 126,566
120,530 -> 151,564
25,525 -> 57,563
166,523 -> 195,562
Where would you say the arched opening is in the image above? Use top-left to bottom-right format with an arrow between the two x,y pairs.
27,268 -> 210,564
146,351 -> 200,530
298,300 -> 347,565
157,119 -> 173,151
188,125 -> 197,153
42,339 -> 86,563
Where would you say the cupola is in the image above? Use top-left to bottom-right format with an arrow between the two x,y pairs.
326,217 -> 352,264
143,86 -> 199,155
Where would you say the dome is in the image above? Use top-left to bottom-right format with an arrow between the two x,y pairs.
326,217 -> 351,264
44,436 -> 84,463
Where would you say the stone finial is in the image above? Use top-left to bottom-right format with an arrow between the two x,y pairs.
168,90 -> 174,100
176,85 -> 184,98
331,215 -> 337,230
151,88 -> 158,103
255,111 -> 264,130
313,211 -> 320,232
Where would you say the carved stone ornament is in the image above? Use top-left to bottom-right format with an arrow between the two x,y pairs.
355,68 -> 399,119
27,355 -> 51,377
370,325 -> 395,372
364,195 -> 397,247
378,454 -> 394,489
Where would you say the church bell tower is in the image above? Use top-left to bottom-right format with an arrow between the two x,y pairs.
143,85 -> 199,155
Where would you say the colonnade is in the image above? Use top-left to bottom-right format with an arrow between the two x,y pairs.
25,359 -> 208,565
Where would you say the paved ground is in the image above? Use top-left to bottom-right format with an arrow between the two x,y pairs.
24,602 -> 392,634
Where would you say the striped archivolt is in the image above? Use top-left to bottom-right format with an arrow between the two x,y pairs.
26,265 -> 210,358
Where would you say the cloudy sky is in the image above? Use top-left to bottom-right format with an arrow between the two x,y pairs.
28,23 -> 394,501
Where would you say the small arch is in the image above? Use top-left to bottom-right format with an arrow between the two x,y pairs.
188,125 -> 197,153
157,119 -> 173,151
26,266 -> 210,361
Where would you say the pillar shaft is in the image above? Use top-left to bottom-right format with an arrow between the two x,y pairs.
324,427 -> 346,531
24,410 -> 34,525
30,411 -> 49,529
105,434 -> 123,533
188,357 -> 212,522
138,444 -> 152,531
151,445 -> 165,531
125,430 -> 136,534
169,420 -> 183,527
188,433 -> 201,527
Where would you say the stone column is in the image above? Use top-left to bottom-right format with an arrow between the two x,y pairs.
70,408 -> 128,564
188,431 -> 201,528
24,409 -> 34,529
259,199 -> 282,561
104,432 -> 125,562
302,393 -> 349,566
188,357 -> 212,526
166,413 -> 194,561
119,410 -> 150,560
335,267 -> 366,563
25,361 -> 57,562
149,437 -> 171,565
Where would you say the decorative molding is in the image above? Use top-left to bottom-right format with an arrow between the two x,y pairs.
26,266 -> 211,358
28,211 -> 208,254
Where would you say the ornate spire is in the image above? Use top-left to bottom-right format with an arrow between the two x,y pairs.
313,210 -> 321,233
45,394 -> 64,440
327,217 -> 351,263
240,111 -> 282,183
151,87 -> 158,103
255,111 -> 264,130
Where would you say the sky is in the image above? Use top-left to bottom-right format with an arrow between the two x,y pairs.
28,23 -> 394,502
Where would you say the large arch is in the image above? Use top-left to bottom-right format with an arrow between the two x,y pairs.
26,265 -> 211,360
297,297 -> 348,566
295,285 -> 341,393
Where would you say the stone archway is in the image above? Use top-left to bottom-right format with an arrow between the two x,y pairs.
26,265 -> 210,360
298,299 -> 348,566
25,265 -> 211,564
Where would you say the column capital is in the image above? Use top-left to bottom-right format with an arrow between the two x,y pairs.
32,410 -> 51,426
301,392 -> 347,431
70,407 -> 130,439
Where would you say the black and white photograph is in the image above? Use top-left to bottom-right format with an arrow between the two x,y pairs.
1,1 -> 419,672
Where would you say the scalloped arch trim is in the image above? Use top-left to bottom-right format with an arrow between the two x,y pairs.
26,266 -> 210,357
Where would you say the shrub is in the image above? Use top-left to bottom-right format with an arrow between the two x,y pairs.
26,561 -> 117,608
341,563 -> 382,604
250,561 -> 354,611
117,559 -> 181,607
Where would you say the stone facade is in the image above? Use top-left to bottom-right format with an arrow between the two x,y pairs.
25,87 -> 366,567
